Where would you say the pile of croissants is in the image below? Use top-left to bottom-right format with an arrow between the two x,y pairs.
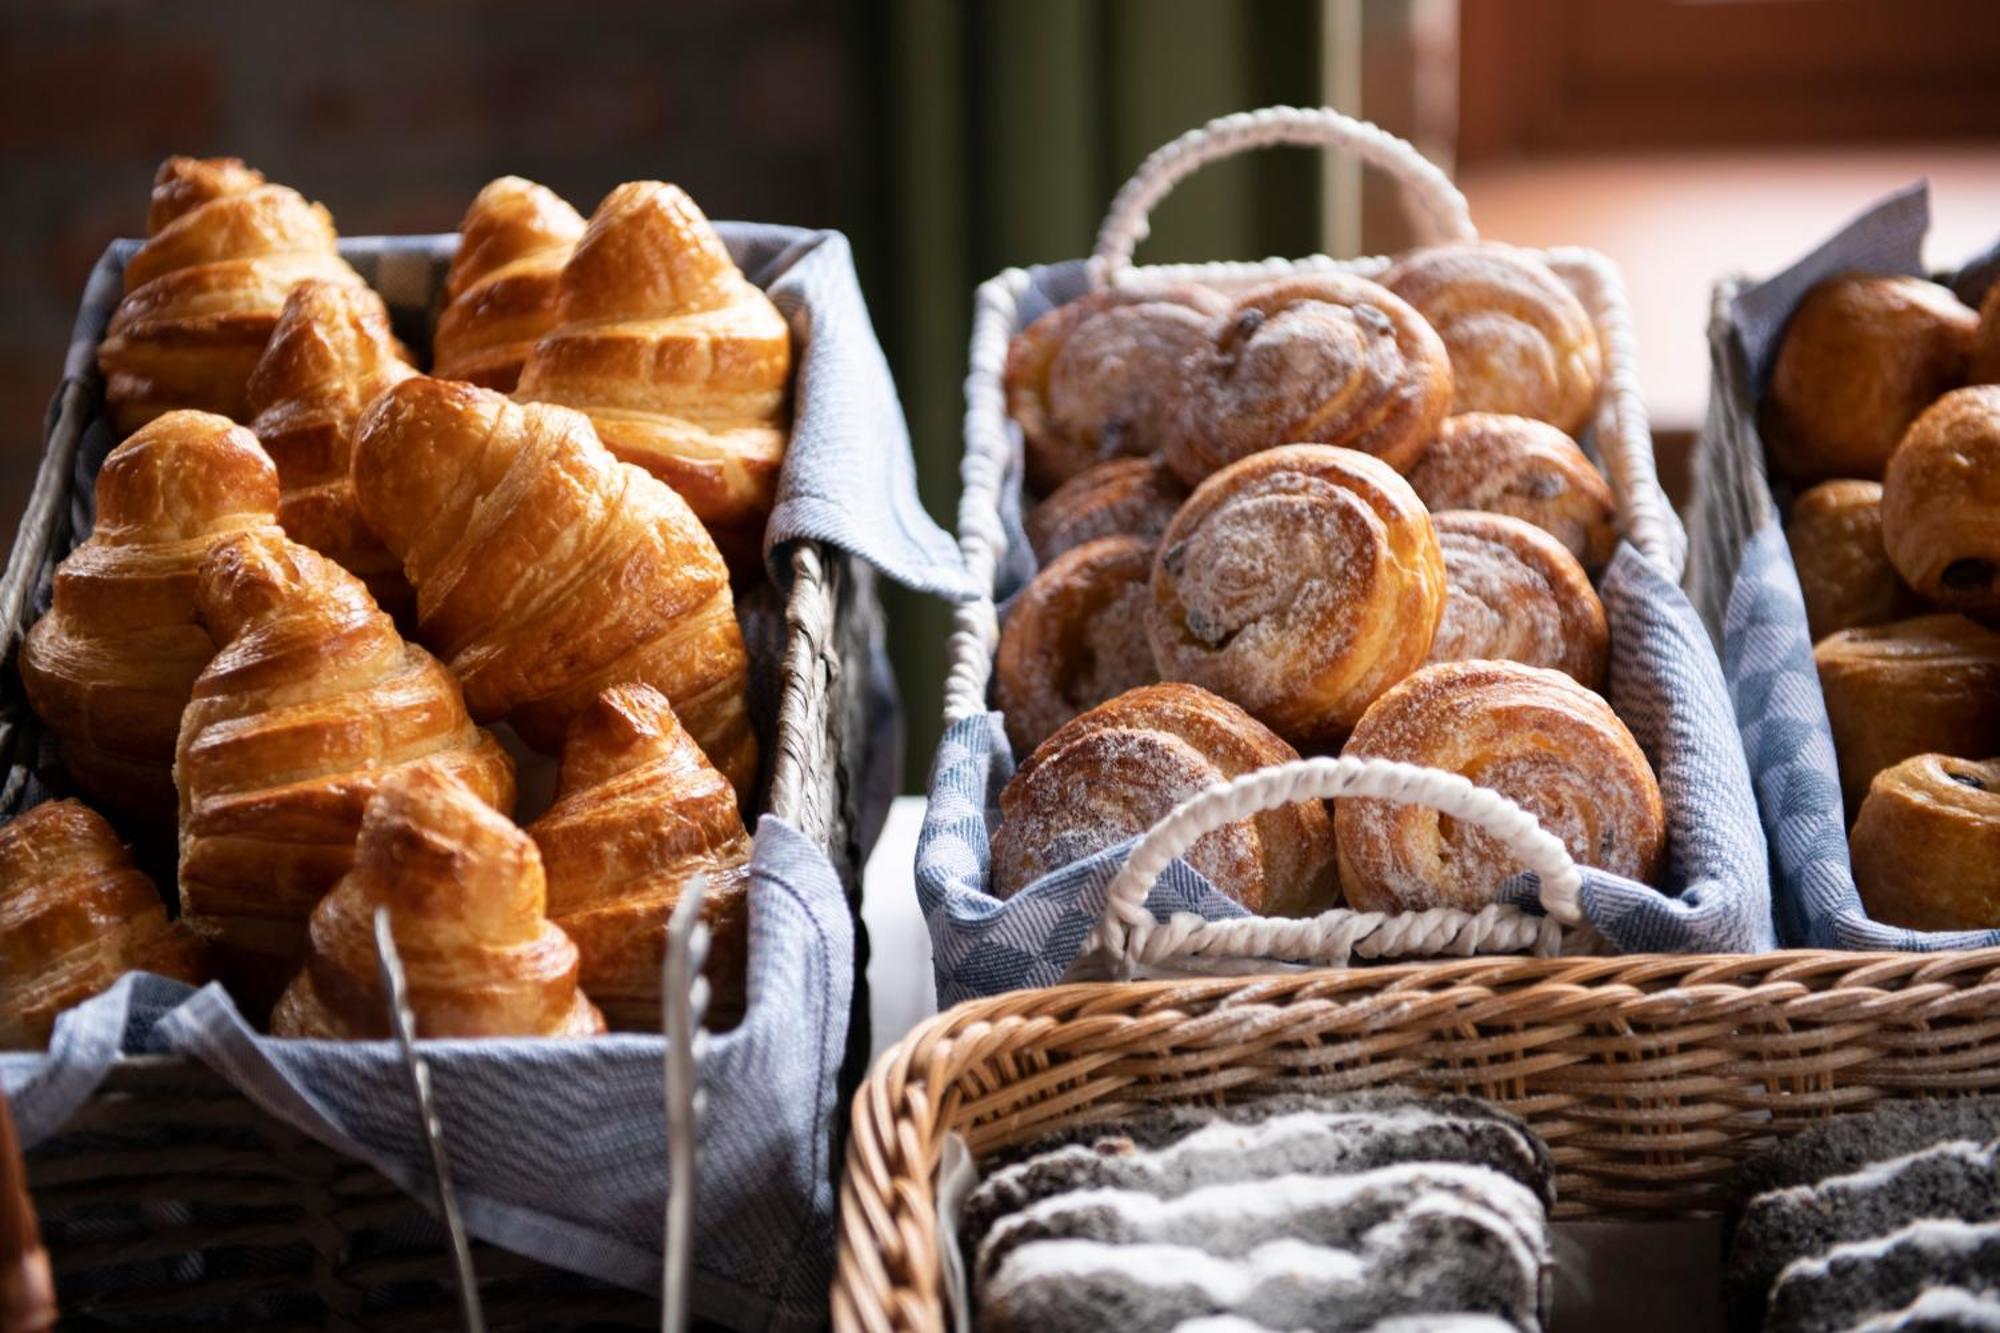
989,246 -> 1666,921
0,156 -> 787,1048
1763,271 -> 2000,932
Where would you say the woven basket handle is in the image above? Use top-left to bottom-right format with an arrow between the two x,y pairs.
1090,106 -> 1476,287
1097,755 -> 1585,969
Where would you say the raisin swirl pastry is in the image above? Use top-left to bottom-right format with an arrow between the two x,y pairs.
1025,455 -> 1188,565
1005,284 -> 1228,494
1404,413 -> 1618,574
1337,660 -> 1665,913
1881,385 -> 2000,617
1147,444 -> 1446,748
1849,754 -> 2000,932
1786,480 -> 1922,640
996,536 -> 1161,756
1426,511 -> 1608,690
1381,242 -> 1603,437
1164,274 -> 1453,484
992,683 -> 1338,916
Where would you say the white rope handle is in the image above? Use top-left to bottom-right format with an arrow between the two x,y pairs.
1091,106 -> 1475,287
1095,756 -> 1585,972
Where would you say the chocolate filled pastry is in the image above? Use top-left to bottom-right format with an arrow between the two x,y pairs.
1786,480 -> 1922,640
1881,385 -> 2000,617
1147,444 -> 1445,747
432,176 -> 586,393
991,683 -> 1338,915
1849,754 -> 2000,932
1404,413 -> 1619,574
1763,273 -> 1977,483
1813,613 -> 2000,812
1026,455 -> 1188,565
1425,512 -> 1608,689
1381,242 -> 1602,437
1004,284 -> 1229,494
996,536 -> 1160,756
1165,274 -> 1453,484
1337,660 -> 1665,913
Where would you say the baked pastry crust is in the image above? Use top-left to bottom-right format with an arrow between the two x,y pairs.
19,411 -> 284,830
271,765 -> 604,1039
1381,242 -> 1602,436
1787,480 -> 1922,640
1850,753 -> 2000,932
1880,385 -> 2000,616
1404,413 -> 1618,574
1025,454 -> 1188,565
1970,280 -> 2000,386
1165,274 -> 1452,483
1147,444 -> 1445,747
1336,660 -> 1665,913
992,682 -> 1338,916
1763,273 -> 1976,483
1426,511 -> 1609,690
996,535 -> 1160,756
433,176 -> 585,392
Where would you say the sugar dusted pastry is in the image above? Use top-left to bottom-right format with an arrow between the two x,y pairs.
1425,511 -> 1608,690
1405,413 -> 1618,574
1849,754 -> 2000,932
433,176 -> 586,392
996,535 -> 1160,756
1026,454 -> 1188,565
1880,384 -> 2000,617
1763,1218 -> 2000,1333
1785,480 -> 1920,640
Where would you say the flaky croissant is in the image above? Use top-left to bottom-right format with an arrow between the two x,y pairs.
20,411 -> 285,830
433,176 -> 586,392
527,684 -> 751,1030
0,799 -> 205,1049
177,529 -> 515,1014
246,279 -> 416,616
96,156 -> 364,435
517,181 -> 792,570
351,376 -> 756,795
271,765 -> 604,1039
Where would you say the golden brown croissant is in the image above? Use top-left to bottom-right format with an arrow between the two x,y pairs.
19,411 -> 285,830
1814,612 -> 2000,813
177,529 -> 515,1014
1763,273 -> 1977,483
1025,454 -> 1188,565
1004,285 -> 1230,494
245,279 -> 416,616
0,799 -> 205,1049
517,181 -> 791,571
1147,443 -> 1446,747
271,765 -> 603,1039
1404,413 -> 1619,574
350,376 -> 756,794
1881,385 -> 2000,617
1381,242 -> 1603,437
96,156 -> 364,435
432,176 -> 586,393
1164,274 -> 1453,483
995,535 -> 1160,756
1337,660 -> 1665,913
1426,511 -> 1608,690
527,684 -> 751,1031
1786,480 -> 1921,640
1849,753 -> 2000,932
992,683 -> 1339,916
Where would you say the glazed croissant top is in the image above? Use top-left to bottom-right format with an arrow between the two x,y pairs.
433,176 -> 586,392
517,180 -> 792,568
0,799 -> 204,1049
350,376 -> 756,793
19,411 -> 284,829
97,156 -> 363,435
271,765 -> 604,1039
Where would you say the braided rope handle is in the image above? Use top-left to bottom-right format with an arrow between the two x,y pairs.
1090,106 -> 1475,287
1095,756 -> 1585,975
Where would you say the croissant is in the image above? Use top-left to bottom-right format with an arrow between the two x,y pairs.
527,684 -> 751,1030
177,529 -> 515,1014
432,176 -> 586,392
351,376 -> 756,794
517,181 -> 791,571
245,279 -> 416,616
1881,385 -> 2000,617
271,765 -> 604,1039
19,411 -> 285,830
96,156 -> 364,435
1849,754 -> 2000,932
0,799 -> 205,1049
